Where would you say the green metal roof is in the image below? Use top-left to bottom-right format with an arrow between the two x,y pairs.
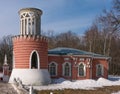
48,47 -> 109,58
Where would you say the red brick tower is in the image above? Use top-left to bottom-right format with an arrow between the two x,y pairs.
9,8 -> 51,85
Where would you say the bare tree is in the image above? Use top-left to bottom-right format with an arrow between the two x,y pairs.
0,35 -> 13,67
84,23 -> 102,53
54,31 -> 81,49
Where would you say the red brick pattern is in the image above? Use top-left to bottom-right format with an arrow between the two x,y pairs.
48,55 -> 108,80
13,35 -> 48,69
92,59 -> 108,79
13,34 -> 108,80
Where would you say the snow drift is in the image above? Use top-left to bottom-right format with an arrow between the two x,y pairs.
34,76 -> 120,90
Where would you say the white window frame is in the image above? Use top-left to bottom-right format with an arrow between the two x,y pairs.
96,64 -> 104,77
62,62 -> 71,77
29,50 -> 40,69
49,62 -> 58,76
64,58 -> 70,61
78,62 -> 86,77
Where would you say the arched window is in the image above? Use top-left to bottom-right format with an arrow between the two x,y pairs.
30,50 -> 40,69
62,62 -> 71,76
49,62 -> 57,76
96,64 -> 104,77
78,63 -> 86,76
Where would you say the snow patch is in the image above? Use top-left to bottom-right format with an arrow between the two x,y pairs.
0,73 -> 3,78
34,76 -> 120,90
112,91 -> 120,94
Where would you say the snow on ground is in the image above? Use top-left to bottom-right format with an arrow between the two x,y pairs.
112,91 -> 120,94
34,75 -> 120,90
0,73 -> 3,78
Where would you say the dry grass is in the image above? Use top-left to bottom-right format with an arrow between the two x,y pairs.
0,82 -> 18,94
36,85 -> 120,94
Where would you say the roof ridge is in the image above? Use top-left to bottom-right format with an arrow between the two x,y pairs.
48,47 -> 110,59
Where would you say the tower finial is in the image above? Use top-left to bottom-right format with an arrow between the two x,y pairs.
4,54 -> 8,65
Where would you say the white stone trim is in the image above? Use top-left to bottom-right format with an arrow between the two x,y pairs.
64,58 -> 70,61
29,50 -> 40,69
20,11 -> 39,36
62,62 -> 71,77
20,19 -> 22,35
79,58 -> 84,61
26,18 -> 28,35
9,69 -> 51,85
48,61 -> 58,76
78,62 -> 86,77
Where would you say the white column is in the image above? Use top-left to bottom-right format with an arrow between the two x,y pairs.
25,19 -> 26,35
23,19 -> 25,35
20,19 -> 22,35
30,18 -> 33,35
34,18 -> 36,35
26,18 -> 29,35
22,20 -> 24,35
24,18 -> 26,35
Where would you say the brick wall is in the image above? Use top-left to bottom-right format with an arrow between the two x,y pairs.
48,56 -> 92,80
92,58 -> 108,79
48,55 -> 108,80
13,35 -> 48,69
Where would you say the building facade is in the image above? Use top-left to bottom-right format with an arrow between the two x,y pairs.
8,7 -> 109,85
48,47 -> 109,80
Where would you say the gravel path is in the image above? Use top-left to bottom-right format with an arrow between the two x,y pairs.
0,82 -> 18,94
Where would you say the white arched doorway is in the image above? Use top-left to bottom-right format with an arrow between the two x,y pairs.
29,50 -> 40,69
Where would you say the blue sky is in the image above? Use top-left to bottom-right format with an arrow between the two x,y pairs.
0,0 -> 112,37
